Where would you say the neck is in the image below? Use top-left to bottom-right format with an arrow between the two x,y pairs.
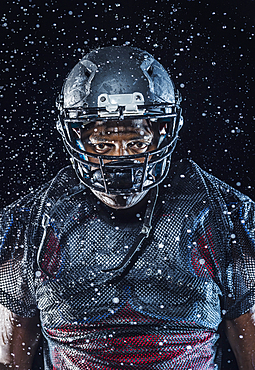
91,189 -> 149,210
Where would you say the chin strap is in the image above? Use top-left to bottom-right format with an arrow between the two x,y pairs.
101,185 -> 159,284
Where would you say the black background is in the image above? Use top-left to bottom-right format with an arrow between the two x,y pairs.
1,0 -> 255,368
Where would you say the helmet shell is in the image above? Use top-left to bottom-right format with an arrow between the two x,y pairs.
62,46 -> 175,109
56,46 -> 183,195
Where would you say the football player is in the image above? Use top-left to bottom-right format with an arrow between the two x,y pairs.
0,46 -> 255,369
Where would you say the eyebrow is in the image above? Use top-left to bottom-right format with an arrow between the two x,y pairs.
88,135 -> 153,143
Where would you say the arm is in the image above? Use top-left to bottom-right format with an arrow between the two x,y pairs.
225,308 -> 255,369
0,304 -> 41,370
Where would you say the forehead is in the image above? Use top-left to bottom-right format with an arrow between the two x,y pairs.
83,119 -> 154,138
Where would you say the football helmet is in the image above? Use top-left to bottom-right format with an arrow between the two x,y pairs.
56,46 -> 183,195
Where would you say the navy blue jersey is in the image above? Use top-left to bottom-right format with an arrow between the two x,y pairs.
0,159 -> 255,369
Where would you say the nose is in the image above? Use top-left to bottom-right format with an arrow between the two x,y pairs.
113,142 -> 129,156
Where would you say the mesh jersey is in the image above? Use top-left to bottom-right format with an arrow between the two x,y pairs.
0,159 -> 255,370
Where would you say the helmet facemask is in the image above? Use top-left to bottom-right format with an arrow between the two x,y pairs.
57,114 -> 182,196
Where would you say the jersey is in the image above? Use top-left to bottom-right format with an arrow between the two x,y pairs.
0,159 -> 255,370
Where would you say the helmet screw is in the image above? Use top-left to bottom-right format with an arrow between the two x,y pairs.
100,96 -> 106,102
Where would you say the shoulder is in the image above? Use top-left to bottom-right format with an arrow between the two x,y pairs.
1,166 -> 81,212
160,159 -> 254,237
164,158 -> 253,206
0,166 -> 84,238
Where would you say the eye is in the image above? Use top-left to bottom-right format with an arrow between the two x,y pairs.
93,142 -> 113,153
128,141 -> 150,152
96,143 -> 107,150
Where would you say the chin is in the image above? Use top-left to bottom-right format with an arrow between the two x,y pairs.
91,190 -> 148,209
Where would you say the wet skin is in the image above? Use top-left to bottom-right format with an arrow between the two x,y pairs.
74,118 -> 157,159
73,119 -> 159,209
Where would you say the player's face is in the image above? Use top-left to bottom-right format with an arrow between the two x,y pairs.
72,119 -> 159,209
77,119 -> 157,161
